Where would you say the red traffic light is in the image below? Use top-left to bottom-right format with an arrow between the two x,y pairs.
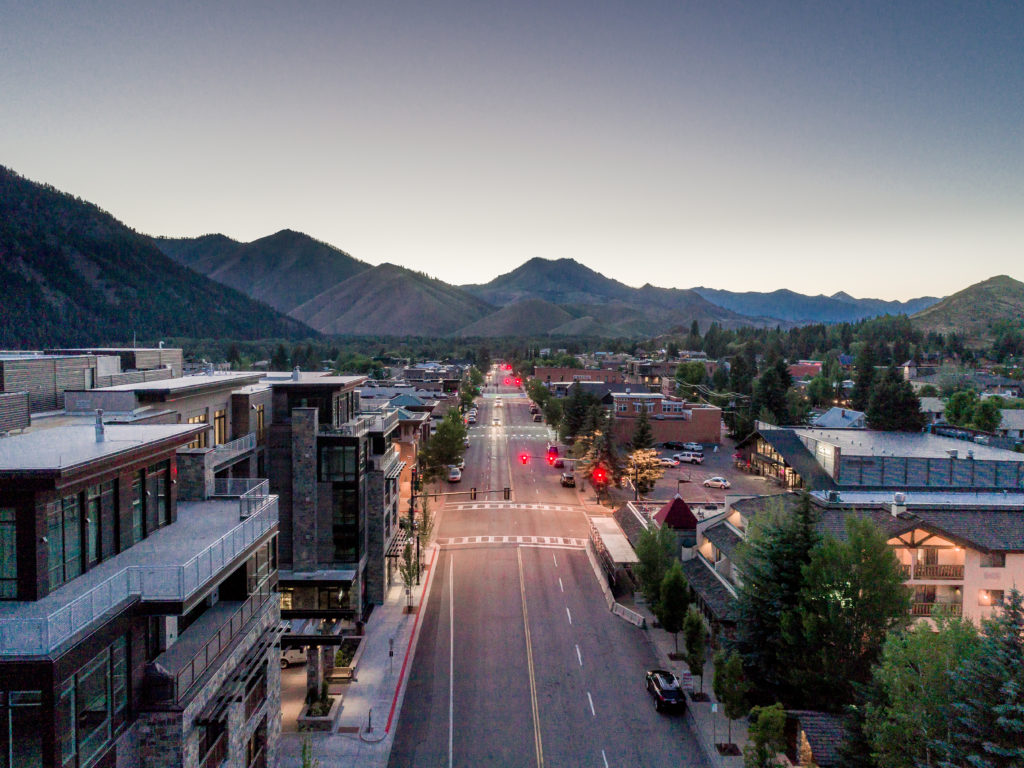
546,454 -> 554,464
520,453 -> 529,464
592,467 -> 607,484
515,378 -> 522,386
504,377 -> 511,385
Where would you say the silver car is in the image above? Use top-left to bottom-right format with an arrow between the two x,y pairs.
703,476 -> 731,489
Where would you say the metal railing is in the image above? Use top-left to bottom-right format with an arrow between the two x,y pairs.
212,478 -> 266,497
374,445 -> 402,476
239,482 -> 271,519
0,497 -> 278,656
244,673 -> 268,722
365,409 -> 399,434
212,432 -> 257,464
174,587 -> 274,700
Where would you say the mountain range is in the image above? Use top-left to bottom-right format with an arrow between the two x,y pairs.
6,164 -> 1019,343
0,166 -> 311,347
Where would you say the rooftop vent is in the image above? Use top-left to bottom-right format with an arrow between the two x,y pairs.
292,366 -> 301,382
891,491 -> 907,518
95,409 -> 105,443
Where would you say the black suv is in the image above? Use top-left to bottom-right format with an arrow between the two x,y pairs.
645,669 -> 685,712
662,440 -> 686,450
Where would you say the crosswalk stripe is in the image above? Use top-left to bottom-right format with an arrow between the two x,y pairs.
437,536 -> 586,549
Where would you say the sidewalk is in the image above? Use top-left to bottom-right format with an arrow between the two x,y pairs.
278,544 -> 440,768
634,601 -> 748,768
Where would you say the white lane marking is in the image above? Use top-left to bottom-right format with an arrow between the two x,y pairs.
449,556 -> 455,768
602,749 -> 609,768
576,644 -> 582,667
558,577 -> 564,593
553,553 -> 558,567
566,607 -> 572,625
587,691 -> 595,717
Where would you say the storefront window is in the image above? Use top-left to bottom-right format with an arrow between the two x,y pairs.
1,690 -> 43,768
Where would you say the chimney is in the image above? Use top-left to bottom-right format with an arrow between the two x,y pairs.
292,366 -> 301,381
891,491 -> 906,518
95,409 -> 105,443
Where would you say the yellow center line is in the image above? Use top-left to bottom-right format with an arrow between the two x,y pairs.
518,547 -> 544,768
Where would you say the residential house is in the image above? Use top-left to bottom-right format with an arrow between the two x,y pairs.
0,421 -> 281,768
811,407 -> 866,430
997,409 -> 1024,441
919,396 -> 946,425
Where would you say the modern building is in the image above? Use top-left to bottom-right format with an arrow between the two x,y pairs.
0,420 -> 281,768
609,392 -> 722,446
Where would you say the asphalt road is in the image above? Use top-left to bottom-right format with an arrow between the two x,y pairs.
389,373 -> 709,768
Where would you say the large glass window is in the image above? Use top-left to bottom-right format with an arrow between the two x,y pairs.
146,463 -> 169,532
0,509 -> 16,599
255,404 -> 265,441
214,409 -> 227,445
332,488 -> 360,563
48,503 -> 65,590
62,495 -> 82,582
1,690 -> 43,768
100,481 -> 117,560
57,680 -> 76,768
76,649 -> 111,766
131,474 -> 144,546
320,445 -> 360,482
85,486 -> 101,568
187,413 -> 208,449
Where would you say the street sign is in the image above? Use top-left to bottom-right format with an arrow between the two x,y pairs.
680,671 -> 694,692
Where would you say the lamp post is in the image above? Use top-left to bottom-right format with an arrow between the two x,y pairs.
409,467 -> 420,585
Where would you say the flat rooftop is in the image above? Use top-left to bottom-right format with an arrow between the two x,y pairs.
88,372 -> 263,393
0,352 -> 91,361
0,424 -> 199,471
263,372 -> 366,387
810,489 -> 1024,508
793,428 -> 1024,462
591,517 -> 639,564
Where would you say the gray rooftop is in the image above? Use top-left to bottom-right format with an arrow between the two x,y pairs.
263,372 -> 366,388
0,424 -> 200,472
89,372 -> 262,393
809,489 -> 1024,508
793,427 -> 1024,462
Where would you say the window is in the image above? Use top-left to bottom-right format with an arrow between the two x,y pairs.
0,690 -> 43,768
320,445 -> 359,483
187,413 -> 208,449
979,589 -> 1004,607
130,474 -> 144,547
146,463 -> 169,531
0,509 -> 16,599
100,480 -> 117,559
62,495 -> 83,581
332,488 -> 360,563
980,552 -> 1006,568
76,649 -> 111,766
214,409 -> 227,446
255,404 -> 266,441
85,486 -> 101,568
48,503 -> 65,590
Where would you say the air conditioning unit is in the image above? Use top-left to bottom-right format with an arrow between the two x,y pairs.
826,490 -> 840,503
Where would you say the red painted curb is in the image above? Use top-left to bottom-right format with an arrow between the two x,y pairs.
384,546 -> 436,733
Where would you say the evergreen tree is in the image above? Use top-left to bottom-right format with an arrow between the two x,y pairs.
631,410 -> 654,450
634,524 -> 676,606
795,516 -> 911,709
934,588 -> 1024,767
729,354 -> 754,395
866,368 -> 926,431
683,607 -> 708,692
751,361 -> 792,424
732,493 -> 820,706
851,344 -> 878,411
270,343 -> 289,371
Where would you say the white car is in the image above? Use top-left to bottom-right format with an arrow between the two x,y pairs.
466,415 -> 477,424
683,442 -> 703,452
673,452 -> 704,465
492,418 -> 501,426
659,458 -> 680,467
281,647 -> 307,668
447,466 -> 462,483
703,476 -> 731,489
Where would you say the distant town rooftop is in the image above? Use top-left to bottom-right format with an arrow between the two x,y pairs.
264,371 -> 366,387
0,424 -> 200,473
809,489 -> 1024,508
792,428 -> 1024,462
89,372 -> 263,393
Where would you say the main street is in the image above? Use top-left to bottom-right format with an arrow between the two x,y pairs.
389,371 -> 708,768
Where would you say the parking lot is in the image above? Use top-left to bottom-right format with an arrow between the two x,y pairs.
649,437 -> 774,504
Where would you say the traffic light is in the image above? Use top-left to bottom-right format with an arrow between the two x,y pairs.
546,454 -> 554,465
592,466 -> 608,485
520,453 -> 529,464
515,378 -> 522,386
470,487 -> 477,500
503,486 -> 511,500
504,377 -> 511,385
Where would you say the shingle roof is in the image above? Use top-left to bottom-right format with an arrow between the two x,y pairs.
680,559 -> 736,622
788,711 -> 847,768
812,407 -> 865,429
703,524 -> 743,560
1000,409 -> 1024,431
612,505 -> 649,548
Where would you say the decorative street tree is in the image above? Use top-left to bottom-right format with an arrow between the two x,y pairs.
658,562 -> 689,654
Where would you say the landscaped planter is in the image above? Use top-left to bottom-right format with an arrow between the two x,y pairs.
327,635 -> 364,683
297,694 -> 342,731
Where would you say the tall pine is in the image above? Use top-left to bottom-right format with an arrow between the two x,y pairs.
631,410 -> 654,450
732,492 -> 820,706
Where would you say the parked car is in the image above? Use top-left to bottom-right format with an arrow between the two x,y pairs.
281,647 -> 308,669
703,476 -> 731,489
447,466 -> 462,482
683,442 -> 703,452
553,458 -> 564,468
466,415 -> 477,424
533,413 -> 543,422
492,418 -> 501,426
662,440 -> 686,450
560,472 -> 576,487
659,458 -> 680,467
645,669 -> 685,712
672,451 -> 704,464
547,445 -> 559,457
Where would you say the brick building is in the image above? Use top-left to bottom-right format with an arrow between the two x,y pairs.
533,367 -> 624,385
609,393 -> 722,446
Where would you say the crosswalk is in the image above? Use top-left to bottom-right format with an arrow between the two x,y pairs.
449,502 -> 577,512
438,534 -> 586,549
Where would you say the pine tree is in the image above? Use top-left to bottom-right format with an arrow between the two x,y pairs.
631,410 -> 654,450
866,368 -> 926,431
658,562 -> 689,653
851,343 -> 877,412
634,523 -> 676,606
934,588 -> 1024,767
732,492 -> 820,706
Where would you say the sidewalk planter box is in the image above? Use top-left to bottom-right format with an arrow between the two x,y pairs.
327,635 -> 364,683
297,694 -> 343,731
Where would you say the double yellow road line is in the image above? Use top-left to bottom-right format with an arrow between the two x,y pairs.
517,547 -> 545,768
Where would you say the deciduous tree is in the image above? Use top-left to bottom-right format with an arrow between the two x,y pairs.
634,523 -> 676,606
658,562 -> 689,653
683,606 -> 707,692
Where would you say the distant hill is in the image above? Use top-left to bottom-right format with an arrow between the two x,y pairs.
153,229 -> 370,314
0,166 -> 313,346
693,287 -> 940,324
463,257 -> 637,305
292,264 -> 494,336
911,275 -> 1024,344
456,298 -> 575,337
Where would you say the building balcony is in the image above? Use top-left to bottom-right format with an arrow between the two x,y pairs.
364,409 -> 399,435
211,478 -> 271,519
149,583 -> 277,703
0,497 -> 278,656
913,564 -> 965,580
211,432 -> 257,467
911,602 -> 963,617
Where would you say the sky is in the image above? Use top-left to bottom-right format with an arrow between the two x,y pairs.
2,1 -> 1022,300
